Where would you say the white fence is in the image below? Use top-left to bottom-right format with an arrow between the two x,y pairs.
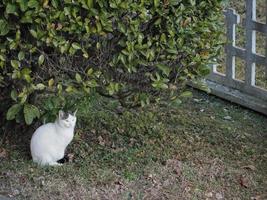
206,0 -> 267,115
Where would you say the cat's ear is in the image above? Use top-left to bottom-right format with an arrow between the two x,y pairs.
73,109 -> 78,116
58,110 -> 65,119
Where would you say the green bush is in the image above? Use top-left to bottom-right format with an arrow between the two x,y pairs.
0,0 -> 223,125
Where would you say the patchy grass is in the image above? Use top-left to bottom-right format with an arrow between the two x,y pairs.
0,89 -> 267,200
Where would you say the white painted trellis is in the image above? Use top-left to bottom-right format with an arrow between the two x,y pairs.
205,0 -> 267,115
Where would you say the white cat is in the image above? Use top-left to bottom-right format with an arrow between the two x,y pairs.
30,110 -> 77,166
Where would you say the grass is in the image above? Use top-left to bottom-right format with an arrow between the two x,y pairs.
1,89 -> 267,199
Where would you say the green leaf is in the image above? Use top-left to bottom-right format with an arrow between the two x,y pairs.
38,54 -> 45,65
82,51 -> 89,58
155,64 -> 171,76
21,68 -> 32,83
199,66 -> 211,76
20,94 -> 28,104
18,0 -> 28,11
96,22 -> 102,32
154,0 -> 160,7
28,0 -> 39,8
48,78 -> 54,87
24,104 -> 40,125
87,80 -> 98,87
118,22 -> 126,34
51,0 -> 59,8
24,74 -> 31,83
7,104 -> 22,120
71,42 -> 81,50
18,51 -> 25,61
11,90 -> 18,101
75,73 -> 82,83
152,82 -> 168,89
166,49 -> 178,54
87,0 -> 93,8
199,83 -> 211,93
96,42 -> 100,49
6,3 -> 18,15
160,83 -> 169,89
29,29 -> 37,38
66,85 -> 74,93
169,0 -> 181,6
11,60 -> 20,69
179,91 -> 193,98
0,20 -> 9,36
43,0 -> 49,7
189,0 -> 196,6
0,54 -> 6,61
87,68 -> 93,76
170,98 -> 182,108
57,83 -> 63,93
36,83 -> 46,90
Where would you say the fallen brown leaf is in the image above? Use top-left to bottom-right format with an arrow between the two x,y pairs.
56,23 -> 63,30
91,129 -> 96,134
114,180 -> 123,186
67,153 -> 74,163
239,175 -> 249,188
166,159 -> 182,176
98,136 -> 105,146
251,195 -> 261,200
0,148 -> 8,159
117,127 -> 125,134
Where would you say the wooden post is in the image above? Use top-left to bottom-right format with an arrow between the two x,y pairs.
265,0 -> 267,79
224,9 -> 240,80
245,0 -> 256,86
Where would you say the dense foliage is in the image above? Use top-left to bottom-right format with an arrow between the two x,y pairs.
0,0 -> 223,125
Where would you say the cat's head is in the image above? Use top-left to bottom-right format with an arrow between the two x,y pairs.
57,110 -> 77,128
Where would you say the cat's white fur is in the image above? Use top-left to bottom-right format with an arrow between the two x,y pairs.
30,110 -> 77,166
